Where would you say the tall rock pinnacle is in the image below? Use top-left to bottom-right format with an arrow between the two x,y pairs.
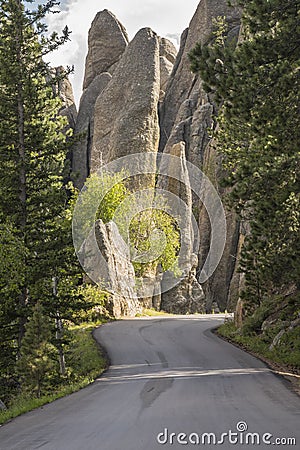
73,10 -> 129,188
83,10 -> 129,90
92,27 -> 160,168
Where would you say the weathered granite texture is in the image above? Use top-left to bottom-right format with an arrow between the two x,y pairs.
79,220 -> 142,319
92,27 -> 160,168
83,10 -> 128,90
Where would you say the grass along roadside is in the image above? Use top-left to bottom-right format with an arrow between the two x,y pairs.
216,321 -> 300,394
0,323 -> 108,425
135,308 -> 175,317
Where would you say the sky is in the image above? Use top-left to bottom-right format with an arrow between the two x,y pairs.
44,0 -> 200,105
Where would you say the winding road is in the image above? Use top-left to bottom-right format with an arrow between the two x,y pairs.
0,315 -> 299,449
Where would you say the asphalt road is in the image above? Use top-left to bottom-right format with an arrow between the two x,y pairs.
0,315 -> 299,450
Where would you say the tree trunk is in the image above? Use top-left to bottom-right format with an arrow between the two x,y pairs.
53,277 -> 66,375
56,313 -> 66,376
16,10 -> 27,350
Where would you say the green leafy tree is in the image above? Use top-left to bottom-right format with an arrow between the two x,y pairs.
189,0 -> 300,309
128,208 -> 180,277
74,171 -> 128,237
75,171 -> 180,279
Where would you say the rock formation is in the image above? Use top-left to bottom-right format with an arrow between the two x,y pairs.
159,0 -> 241,311
79,220 -> 142,319
72,14 -> 177,189
92,27 -> 160,169
72,73 -> 112,188
72,10 -> 129,188
83,10 -> 128,90
52,66 -> 77,130
161,253 -> 205,314
159,37 -> 177,100
159,142 -> 205,313
159,0 -> 241,155
71,1 -> 244,316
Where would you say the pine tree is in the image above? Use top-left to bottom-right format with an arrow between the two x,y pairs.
17,302 -> 57,398
0,0 -> 70,342
0,0 -> 83,396
0,222 -> 26,397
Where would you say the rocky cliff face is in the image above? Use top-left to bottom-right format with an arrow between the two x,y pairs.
52,66 -> 77,131
72,12 -> 177,189
159,37 -> 177,101
71,1 -> 243,316
159,142 -> 205,314
72,72 -> 112,189
83,10 -> 128,90
159,0 -> 241,312
72,10 -> 129,189
79,220 -> 142,318
159,0 -> 240,156
92,27 -> 160,168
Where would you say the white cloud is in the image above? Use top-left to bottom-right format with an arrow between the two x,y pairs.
46,0 -> 199,105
